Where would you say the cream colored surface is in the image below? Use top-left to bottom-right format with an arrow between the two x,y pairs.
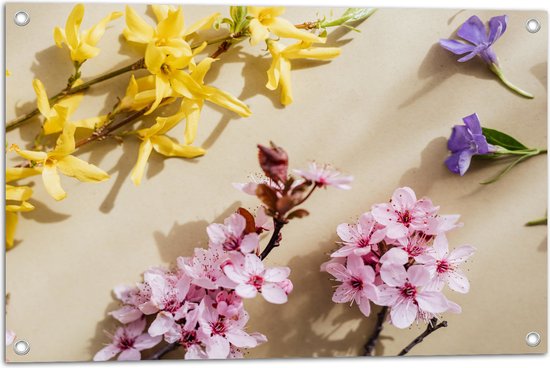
4,3 -> 547,362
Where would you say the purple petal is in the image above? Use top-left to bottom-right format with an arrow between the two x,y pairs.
447,125 -> 473,152
439,39 -> 476,55
472,134 -> 490,154
457,49 -> 481,62
457,15 -> 488,45
445,150 -> 474,176
488,15 -> 508,44
462,113 -> 482,134
479,47 -> 498,65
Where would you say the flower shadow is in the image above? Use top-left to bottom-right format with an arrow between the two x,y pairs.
398,136 -> 449,193
530,62 -> 547,90
247,235 -> 383,358
398,42 -> 493,109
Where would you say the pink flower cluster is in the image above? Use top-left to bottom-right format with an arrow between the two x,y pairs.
95,207 -> 292,361
322,187 -> 475,329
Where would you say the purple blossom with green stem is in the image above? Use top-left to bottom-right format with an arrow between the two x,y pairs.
440,15 -> 534,99
445,113 -> 546,184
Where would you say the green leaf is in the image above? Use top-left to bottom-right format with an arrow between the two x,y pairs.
482,127 -> 528,151
320,8 -> 376,28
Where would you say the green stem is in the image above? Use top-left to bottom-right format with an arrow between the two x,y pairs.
481,149 -> 546,185
489,63 -> 534,99
525,216 -> 547,226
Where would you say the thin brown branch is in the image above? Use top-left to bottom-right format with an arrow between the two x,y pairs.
398,318 -> 448,356
364,306 -> 388,356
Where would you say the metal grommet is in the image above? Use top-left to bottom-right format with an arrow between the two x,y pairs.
526,332 -> 541,347
13,340 -> 30,355
14,11 -> 30,26
526,18 -> 541,33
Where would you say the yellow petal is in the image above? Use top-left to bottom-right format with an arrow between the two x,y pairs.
150,135 -> 206,158
5,201 -> 34,213
283,45 -> 341,60
65,4 -> 85,50
147,75 -> 171,115
269,17 -> 326,44
181,99 -> 203,145
6,167 -> 41,183
156,7 -> 184,39
42,162 -> 66,201
57,155 -> 110,182
52,124 -> 77,156
184,12 -> 220,37
82,11 -> 123,47
10,145 -> 47,162
151,5 -> 175,23
43,105 -> 69,135
145,43 -> 165,74
6,185 -> 33,202
249,18 -> 270,46
53,27 -> 66,47
57,93 -> 84,118
6,212 -> 18,249
71,42 -> 100,63
131,139 -> 153,186
123,5 -> 155,44
202,86 -> 251,117
72,115 -> 108,130
32,79 -> 52,117
171,70 -> 202,99
191,57 -> 215,84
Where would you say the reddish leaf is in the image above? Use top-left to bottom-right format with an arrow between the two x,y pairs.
286,209 -> 310,220
257,142 -> 288,184
256,184 -> 278,210
237,207 -> 256,234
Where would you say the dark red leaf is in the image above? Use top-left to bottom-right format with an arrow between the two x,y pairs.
257,142 -> 288,184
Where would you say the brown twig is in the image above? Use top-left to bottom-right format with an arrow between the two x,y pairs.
397,318 -> 448,356
260,218 -> 285,260
364,306 -> 388,356
148,343 -> 179,360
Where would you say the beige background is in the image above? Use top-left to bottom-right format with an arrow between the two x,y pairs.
4,3 -> 548,362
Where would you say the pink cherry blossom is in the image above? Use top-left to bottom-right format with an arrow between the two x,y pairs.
94,318 -> 162,361
379,233 -> 433,265
378,264 -> 449,328
254,206 -> 274,233
293,162 -> 353,190
325,254 -> 378,317
178,247 -> 235,290
332,212 -> 385,257
197,297 -> 262,359
207,213 -> 260,253
420,235 -> 475,293
223,253 -> 291,304
372,187 -> 439,240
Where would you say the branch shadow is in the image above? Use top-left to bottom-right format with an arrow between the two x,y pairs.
399,137 -> 449,193
249,235 -> 383,358
530,62 -> 548,90
398,42 -> 493,109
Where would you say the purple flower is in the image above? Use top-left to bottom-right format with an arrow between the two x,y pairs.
440,15 -> 507,65
445,113 -> 495,176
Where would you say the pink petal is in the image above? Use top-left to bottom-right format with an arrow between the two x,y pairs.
448,269 -> 470,293
380,263 -> 407,287
235,284 -> 258,299
264,266 -> 290,282
416,291 -> 449,313
390,299 -> 417,329
336,223 -> 355,242
433,235 -> 449,258
110,305 -> 143,324
371,204 -> 397,225
125,317 -> 147,338
376,285 -> 399,306
240,233 -> 260,253
226,329 -> 258,348
117,348 -> 141,361
330,245 -> 355,258
6,330 -> 16,346
225,213 -> 246,236
391,187 -> 417,212
206,223 -> 226,244
261,283 -> 288,304
446,300 -> 463,314
93,344 -> 120,361
332,284 -> 353,303
185,344 -> 208,359
346,254 -> 365,275
380,247 -> 409,265
222,264 -> 247,284
138,301 -> 159,315
385,223 -> 409,240
357,295 -> 372,317
205,335 -> 230,359
407,265 -> 431,287
448,245 -> 476,264
325,262 -> 350,282
148,312 -> 175,337
244,254 -> 265,275
232,182 -> 258,195
133,333 -> 162,350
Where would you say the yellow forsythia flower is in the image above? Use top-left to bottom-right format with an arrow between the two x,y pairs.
123,5 -> 218,54
11,124 -> 109,201
131,113 -> 205,186
117,74 -> 174,113
53,4 -> 122,63
6,69 -> 11,76
5,168 -> 41,249
266,41 -> 341,105
33,79 -> 107,135
181,58 -> 252,145
248,7 -> 325,46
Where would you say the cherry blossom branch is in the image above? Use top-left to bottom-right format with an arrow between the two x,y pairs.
397,318 -> 448,356
149,343 -> 179,360
260,218 -> 285,260
363,306 -> 388,356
